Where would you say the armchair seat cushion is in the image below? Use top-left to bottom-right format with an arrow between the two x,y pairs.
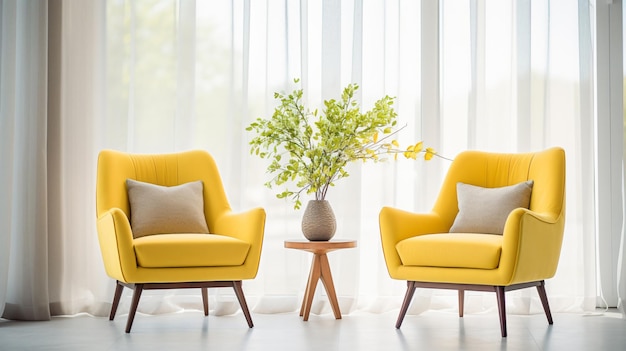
134,233 -> 251,268
396,233 -> 502,269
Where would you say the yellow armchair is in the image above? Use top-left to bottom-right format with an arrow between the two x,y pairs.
380,147 -> 565,337
96,150 -> 265,332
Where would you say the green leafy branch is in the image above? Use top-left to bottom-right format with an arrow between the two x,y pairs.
246,79 -> 440,209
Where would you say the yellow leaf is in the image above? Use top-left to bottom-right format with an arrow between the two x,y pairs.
394,153 -> 398,161
406,145 -> 415,152
392,140 -> 399,147
383,127 -> 392,134
424,147 -> 436,160
415,141 -> 424,152
373,132 -> 379,143
366,148 -> 375,155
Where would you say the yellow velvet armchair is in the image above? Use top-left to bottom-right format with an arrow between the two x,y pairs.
96,149 -> 266,333
380,147 -> 565,337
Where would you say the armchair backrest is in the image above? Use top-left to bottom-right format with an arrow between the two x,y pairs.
96,150 -> 231,232
432,147 -> 566,229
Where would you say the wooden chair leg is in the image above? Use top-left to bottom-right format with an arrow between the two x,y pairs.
109,281 -> 124,320
536,280 -> 554,324
201,287 -> 209,316
125,284 -> 143,333
458,289 -> 465,317
396,281 -> 417,329
495,286 -> 507,337
232,281 -> 254,328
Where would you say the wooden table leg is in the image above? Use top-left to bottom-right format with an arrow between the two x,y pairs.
318,253 -> 342,319
299,252 -> 343,321
301,254 -> 321,321
299,254 -> 316,317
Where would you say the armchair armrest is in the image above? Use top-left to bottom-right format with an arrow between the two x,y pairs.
214,207 -> 266,277
214,207 -> 266,242
96,208 -> 137,283
500,208 -> 565,284
379,206 -> 449,277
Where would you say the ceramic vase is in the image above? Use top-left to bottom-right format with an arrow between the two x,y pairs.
301,200 -> 337,241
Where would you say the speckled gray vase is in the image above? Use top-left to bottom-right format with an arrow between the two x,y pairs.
301,200 -> 337,241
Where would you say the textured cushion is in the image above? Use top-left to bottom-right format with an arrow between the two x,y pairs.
396,233 -> 503,269
126,179 -> 209,238
134,233 -> 250,268
450,180 -> 533,235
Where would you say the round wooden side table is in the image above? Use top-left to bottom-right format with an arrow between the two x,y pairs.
284,239 -> 357,321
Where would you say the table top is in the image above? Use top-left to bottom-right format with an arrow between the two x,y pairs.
284,239 -> 357,253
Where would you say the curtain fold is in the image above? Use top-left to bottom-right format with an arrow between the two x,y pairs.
620,166 -> 626,316
0,0 -> 50,321
577,0 -> 599,312
47,0 -> 108,316
0,0 -> 612,320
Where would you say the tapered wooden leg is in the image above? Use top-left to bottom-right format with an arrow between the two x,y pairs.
458,289 -> 465,318
232,281 -> 254,328
109,281 -> 124,320
301,255 -> 322,321
318,254 -> 342,319
126,284 -> 143,333
300,255 -> 316,317
495,286 -> 507,337
536,281 -> 553,325
201,287 -> 209,316
396,281 -> 417,329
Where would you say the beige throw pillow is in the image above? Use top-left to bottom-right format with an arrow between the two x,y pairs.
126,179 -> 209,238
449,180 -> 534,235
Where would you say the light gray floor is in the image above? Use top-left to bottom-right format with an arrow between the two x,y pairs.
1,309 -> 625,351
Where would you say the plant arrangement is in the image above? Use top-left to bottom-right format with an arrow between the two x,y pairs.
246,79 -> 437,210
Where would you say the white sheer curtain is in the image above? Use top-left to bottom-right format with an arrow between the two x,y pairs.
594,0 -> 626,319
0,0 -> 50,320
99,0 -> 597,316
0,0 -> 601,321
47,0 -> 109,316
